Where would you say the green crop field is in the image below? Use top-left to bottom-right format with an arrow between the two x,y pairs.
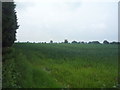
3,43 -> 118,88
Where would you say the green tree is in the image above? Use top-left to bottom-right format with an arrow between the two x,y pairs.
72,41 -> 77,44
88,41 -> 100,44
64,39 -> 68,43
2,2 -> 19,47
50,40 -> 53,43
103,40 -> 109,44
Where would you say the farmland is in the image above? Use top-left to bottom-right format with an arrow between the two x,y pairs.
3,43 -> 118,88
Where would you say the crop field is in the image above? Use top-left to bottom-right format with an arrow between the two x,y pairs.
3,43 -> 118,88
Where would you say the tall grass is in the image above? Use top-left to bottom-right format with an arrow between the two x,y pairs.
4,43 -> 118,88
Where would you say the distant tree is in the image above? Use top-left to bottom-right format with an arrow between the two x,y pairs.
72,41 -> 77,44
2,2 -> 19,47
103,40 -> 109,44
81,41 -> 84,44
50,40 -> 53,43
88,42 -> 91,44
64,39 -> 68,43
88,41 -> 100,44
95,41 -> 100,44
110,41 -> 119,44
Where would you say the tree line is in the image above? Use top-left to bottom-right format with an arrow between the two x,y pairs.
51,39 -> 120,44
20,40 -> 120,45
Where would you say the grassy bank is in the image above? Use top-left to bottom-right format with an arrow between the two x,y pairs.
3,43 -> 118,88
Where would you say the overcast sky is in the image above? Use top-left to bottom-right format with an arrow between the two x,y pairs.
15,0 -> 118,43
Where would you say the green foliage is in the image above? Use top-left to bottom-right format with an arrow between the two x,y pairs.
12,43 -> 118,88
2,2 -> 19,47
103,40 -> 109,44
50,40 -> 53,43
71,41 -> 77,44
88,41 -> 100,44
2,48 -> 19,88
64,39 -> 68,43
